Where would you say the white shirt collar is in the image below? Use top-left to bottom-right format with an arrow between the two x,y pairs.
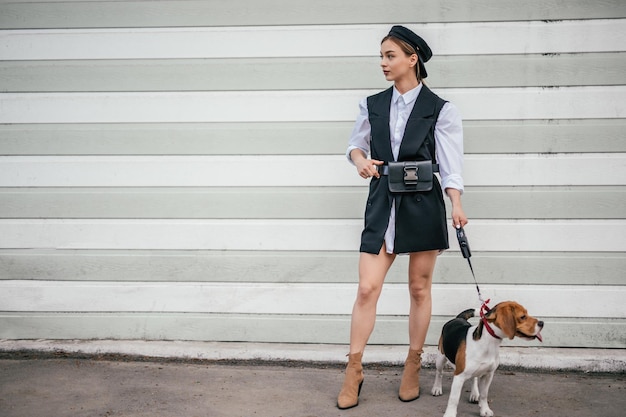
392,83 -> 423,106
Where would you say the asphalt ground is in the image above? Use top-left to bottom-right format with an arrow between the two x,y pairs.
1,352 -> 624,417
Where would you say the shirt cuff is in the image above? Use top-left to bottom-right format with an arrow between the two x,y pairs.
441,174 -> 464,195
346,145 -> 368,165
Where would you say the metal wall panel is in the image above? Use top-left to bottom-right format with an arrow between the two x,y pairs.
1,0 -> 624,28
2,119 -> 625,155
0,1 -> 624,348
3,53 -> 625,92
2,250 -> 623,285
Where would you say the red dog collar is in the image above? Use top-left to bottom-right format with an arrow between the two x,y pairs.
480,300 -> 502,340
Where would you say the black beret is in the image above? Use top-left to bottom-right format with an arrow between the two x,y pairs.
387,25 -> 432,78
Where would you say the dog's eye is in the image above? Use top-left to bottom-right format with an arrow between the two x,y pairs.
520,315 -> 527,320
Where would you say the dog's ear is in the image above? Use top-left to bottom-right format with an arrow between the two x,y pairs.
473,322 -> 483,340
490,303 -> 517,339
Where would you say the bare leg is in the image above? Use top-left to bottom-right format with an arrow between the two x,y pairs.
348,244 -> 396,354
407,250 -> 438,350
338,245 -> 395,409
397,250 -> 437,401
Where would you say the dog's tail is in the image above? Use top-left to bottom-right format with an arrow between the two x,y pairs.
456,308 -> 475,320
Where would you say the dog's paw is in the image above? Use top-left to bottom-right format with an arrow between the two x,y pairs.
479,406 -> 494,417
431,386 -> 443,396
443,411 -> 457,417
469,391 -> 480,403
469,377 -> 480,403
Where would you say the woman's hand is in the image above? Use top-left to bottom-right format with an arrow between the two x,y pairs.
445,188 -> 468,229
350,149 -> 383,179
451,205 -> 468,229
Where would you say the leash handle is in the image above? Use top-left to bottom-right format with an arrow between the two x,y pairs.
456,226 -> 471,259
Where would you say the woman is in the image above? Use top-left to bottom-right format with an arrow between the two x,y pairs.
337,25 -> 468,409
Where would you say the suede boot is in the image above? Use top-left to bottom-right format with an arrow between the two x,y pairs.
337,352 -> 364,409
398,348 -> 423,402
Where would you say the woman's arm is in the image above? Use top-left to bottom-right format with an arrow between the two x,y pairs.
346,98 -> 383,178
435,102 -> 468,228
350,148 -> 383,179
445,187 -> 468,229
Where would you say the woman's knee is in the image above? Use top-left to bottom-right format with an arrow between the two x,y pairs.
408,251 -> 437,302
356,281 -> 383,305
408,274 -> 432,303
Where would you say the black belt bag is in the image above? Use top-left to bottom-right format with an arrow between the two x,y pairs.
380,161 -> 438,193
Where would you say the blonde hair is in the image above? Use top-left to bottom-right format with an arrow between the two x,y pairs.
381,35 -> 422,81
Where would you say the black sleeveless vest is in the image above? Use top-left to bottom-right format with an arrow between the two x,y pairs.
360,85 -> 449,254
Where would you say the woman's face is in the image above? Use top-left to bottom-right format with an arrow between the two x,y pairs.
380,39 -> 417,83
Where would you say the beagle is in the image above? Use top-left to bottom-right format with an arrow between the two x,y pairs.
431,301 -> 544,417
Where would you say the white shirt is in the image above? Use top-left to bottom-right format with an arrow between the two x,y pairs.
346,84 -> 464,253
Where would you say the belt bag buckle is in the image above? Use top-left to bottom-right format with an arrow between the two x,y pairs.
403,162 -> 419,185
387,161 -> 434,193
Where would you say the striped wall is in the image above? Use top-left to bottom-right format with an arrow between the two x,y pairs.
0,0 -> 625,349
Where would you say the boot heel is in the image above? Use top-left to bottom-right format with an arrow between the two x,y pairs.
337,352 -> 364,409
337,379 -> 364,410
398,348 -> 423,402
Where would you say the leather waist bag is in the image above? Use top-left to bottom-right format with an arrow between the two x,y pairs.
380,161 -> 438,193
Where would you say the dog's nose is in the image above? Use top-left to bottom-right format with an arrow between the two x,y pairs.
538,321 -> 544,328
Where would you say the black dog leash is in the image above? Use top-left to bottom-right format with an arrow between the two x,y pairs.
456,226 -> 485,305
456,226 -> 501,338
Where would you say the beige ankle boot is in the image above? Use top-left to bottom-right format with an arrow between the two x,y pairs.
337,352 -> 364,409
398,348 -> 423,402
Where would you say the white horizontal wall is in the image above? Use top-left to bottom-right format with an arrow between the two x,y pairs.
1,154 -> 624,187
1,1 -> 625,349
2,87 -> 625,122
1,281 -> 623,318
1,219 -> 624,252
2,20 -> 624,59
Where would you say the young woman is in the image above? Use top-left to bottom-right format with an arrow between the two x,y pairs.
337,25 -> 468,409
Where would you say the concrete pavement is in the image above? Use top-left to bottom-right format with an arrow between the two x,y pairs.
1,341 -> 625,417
1,353 -> 624,417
